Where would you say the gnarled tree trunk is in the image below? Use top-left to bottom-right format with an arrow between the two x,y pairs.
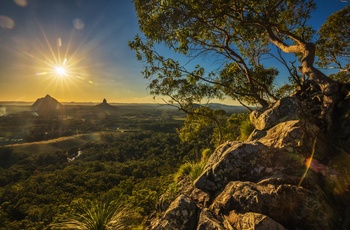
266,28 -> 347,134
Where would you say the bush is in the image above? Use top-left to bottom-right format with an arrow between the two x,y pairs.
174,148 -> 211,183
189,161 -> 206,182
50,199 -> 124,230
174,162 -> 192,182
201,148 -> 211,162
239,118 -> 254,141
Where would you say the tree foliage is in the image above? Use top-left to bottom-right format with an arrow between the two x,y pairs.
178,110 -> 252,150
130,0 -> 300,109
317,6 -> 350,69
178,107 -> 228,148
131,0 -> 350,135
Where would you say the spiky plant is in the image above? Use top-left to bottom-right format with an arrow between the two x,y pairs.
189,161 -> 206,182
51,199 -> 124,230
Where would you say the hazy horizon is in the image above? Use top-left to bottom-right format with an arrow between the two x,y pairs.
0,99 -> 245,106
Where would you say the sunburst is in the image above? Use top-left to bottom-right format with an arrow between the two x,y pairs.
31,27 -> 94,97
54,65 -> 67,76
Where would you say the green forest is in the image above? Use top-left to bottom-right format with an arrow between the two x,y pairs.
0,106 -> 250,229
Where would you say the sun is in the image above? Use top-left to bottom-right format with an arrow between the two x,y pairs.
32,33 -> 94,95
54,65 -> 67,76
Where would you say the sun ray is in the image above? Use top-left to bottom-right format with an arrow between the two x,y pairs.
0,16 -> 111,101
38,23 -> 59,65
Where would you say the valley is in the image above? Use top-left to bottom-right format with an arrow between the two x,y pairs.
0,99 -> 247,229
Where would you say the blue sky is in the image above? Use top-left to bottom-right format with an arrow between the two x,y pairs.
0,0 -> 349,103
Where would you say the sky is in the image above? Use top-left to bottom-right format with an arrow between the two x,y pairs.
0,0 -> 349,104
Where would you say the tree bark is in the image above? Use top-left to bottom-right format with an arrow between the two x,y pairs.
266,27 -> 345,134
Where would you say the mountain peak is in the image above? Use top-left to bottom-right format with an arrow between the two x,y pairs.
95,98 -> 115,110
32,95 -> 63,113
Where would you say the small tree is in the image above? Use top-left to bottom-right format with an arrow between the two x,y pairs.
178,107 -> 227,149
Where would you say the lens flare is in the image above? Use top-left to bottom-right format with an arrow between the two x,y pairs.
73,18 -> 85,30
7,18 -> 99,100
298,139 -> 316,187
0,15 -> 15,29
14,0 -> 28,7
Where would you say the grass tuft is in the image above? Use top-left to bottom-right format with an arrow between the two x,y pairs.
50,199 -> 124,230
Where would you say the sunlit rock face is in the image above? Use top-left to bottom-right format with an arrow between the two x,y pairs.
31,94 -> 63,114
151,195 -> 198,230
147,89 -> 350,229
250,96 -> 300,131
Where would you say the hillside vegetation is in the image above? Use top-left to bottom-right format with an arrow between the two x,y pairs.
0,103 -> 249,229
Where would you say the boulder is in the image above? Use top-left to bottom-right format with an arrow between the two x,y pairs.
148,95 -> 349,229
211,181 -> 334,229
250,97 -> 299,131
150,195 -> 198,230
197,208 -> 226,230
225,211 -> 286,230
334,96 -> 350,153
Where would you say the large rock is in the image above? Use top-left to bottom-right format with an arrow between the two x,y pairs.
197,208 -> 226,230
150,195 -> 198,230
334,96 -> 350,153
194,119 -> 327,195
250,97 -> 299,131
210,181 -> 334,229
225,211 -> 286,230
148,95 -> 349,229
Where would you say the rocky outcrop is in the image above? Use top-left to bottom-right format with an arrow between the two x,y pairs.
249,97 -> 300,131
151,195 -> 198,230
147,92 -> 350,229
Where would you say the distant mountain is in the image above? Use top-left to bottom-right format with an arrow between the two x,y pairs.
32,95 -> 63,113
207,103 -> 250,112
95,98 -> 115,110
191,103 -> 252,113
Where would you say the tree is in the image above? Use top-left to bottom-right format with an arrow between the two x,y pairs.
178,108 -> 250,149
178,107 -> 228,149
131,0 -> 350,135
317,6 -> 350,70
129,0 -> 286,109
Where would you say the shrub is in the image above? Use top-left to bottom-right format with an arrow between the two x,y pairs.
189,161 -> 206,182
50,199 -> 124,230
174,149 -> 211,184
201,148 -> 211,162
174,162 -> 193,182
239,118 -> 254,141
